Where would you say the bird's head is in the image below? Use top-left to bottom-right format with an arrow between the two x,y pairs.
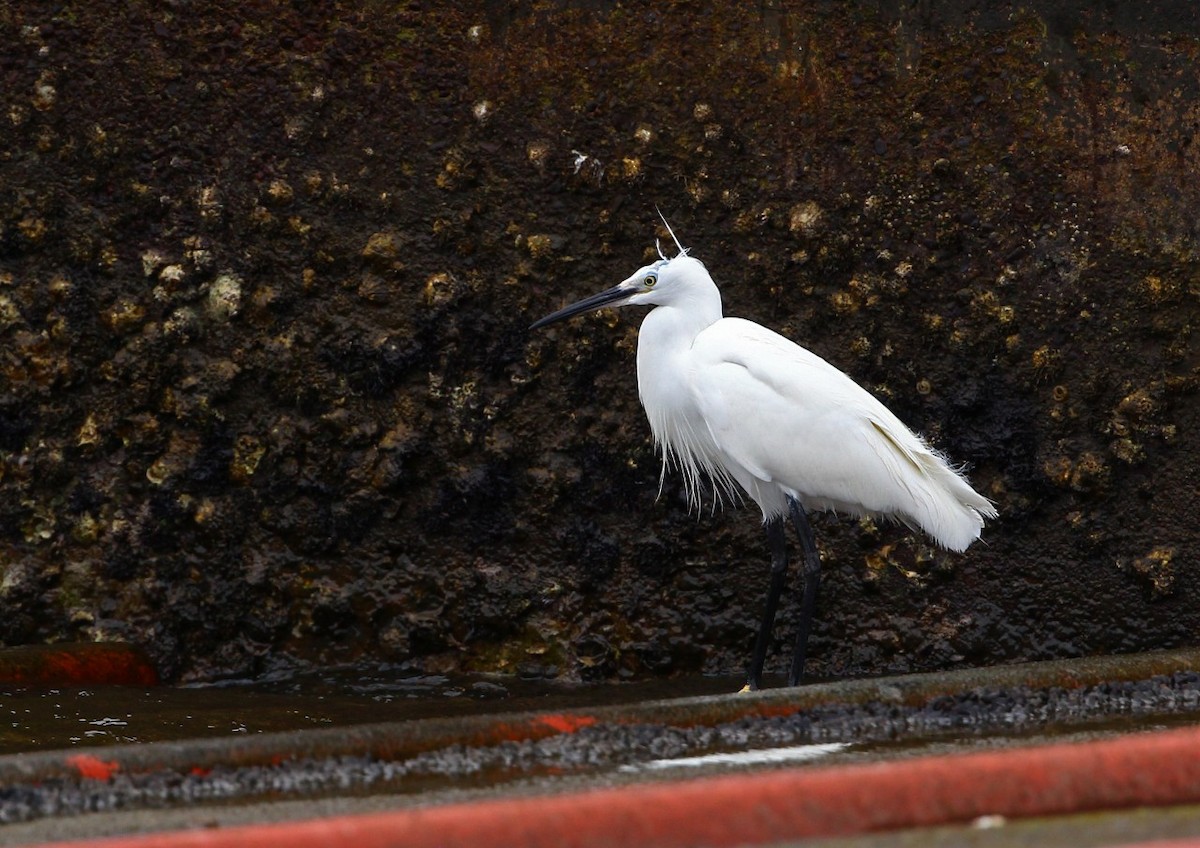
530,217 -> 718,330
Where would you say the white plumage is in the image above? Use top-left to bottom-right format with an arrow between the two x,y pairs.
532,224 -> 996,689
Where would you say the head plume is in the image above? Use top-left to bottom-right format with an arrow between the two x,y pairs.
655,206 -> 689,259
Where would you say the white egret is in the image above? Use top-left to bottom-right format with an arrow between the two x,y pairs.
530,218 -> 996,689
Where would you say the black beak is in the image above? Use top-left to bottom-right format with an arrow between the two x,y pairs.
529,284 -> 632,331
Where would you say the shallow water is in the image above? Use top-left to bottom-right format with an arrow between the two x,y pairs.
0,668 -> 748,755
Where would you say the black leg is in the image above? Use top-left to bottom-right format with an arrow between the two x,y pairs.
746,515 -> 788,691
787,497 -> 822,686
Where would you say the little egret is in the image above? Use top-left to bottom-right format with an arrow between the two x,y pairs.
530,220 -> 996,689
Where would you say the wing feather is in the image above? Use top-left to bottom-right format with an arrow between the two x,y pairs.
688,318 -> 994,550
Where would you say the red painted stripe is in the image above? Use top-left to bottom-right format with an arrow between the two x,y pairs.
24,724 -> 1200,848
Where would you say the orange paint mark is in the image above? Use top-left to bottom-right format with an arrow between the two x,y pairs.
0,643 -> 159,686
66,754 -> 119,781
486,722 -> 536,743
535,713 -> 598,733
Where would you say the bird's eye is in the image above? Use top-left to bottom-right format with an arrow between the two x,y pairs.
643,274 -> 657,287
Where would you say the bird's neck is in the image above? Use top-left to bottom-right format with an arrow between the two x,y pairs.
639,284 -> 723,351
634,283 -> 725,508
635,283 -> 722,412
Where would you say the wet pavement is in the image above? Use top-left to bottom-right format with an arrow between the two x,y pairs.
1,667 -> 737,755
2,649 -> 1200,845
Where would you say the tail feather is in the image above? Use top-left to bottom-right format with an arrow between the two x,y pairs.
869,420 -> 996,552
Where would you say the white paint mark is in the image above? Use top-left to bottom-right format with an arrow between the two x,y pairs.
620,742 -> 849,773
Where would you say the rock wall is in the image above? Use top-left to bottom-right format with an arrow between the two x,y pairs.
1,1 -> 1197,681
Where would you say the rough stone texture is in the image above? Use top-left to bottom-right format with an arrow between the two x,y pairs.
0,1 -> 1197,682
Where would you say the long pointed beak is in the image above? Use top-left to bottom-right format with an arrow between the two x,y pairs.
529,283 -> 633,330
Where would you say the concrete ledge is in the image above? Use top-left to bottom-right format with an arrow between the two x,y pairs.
21,723 -> 1200,848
